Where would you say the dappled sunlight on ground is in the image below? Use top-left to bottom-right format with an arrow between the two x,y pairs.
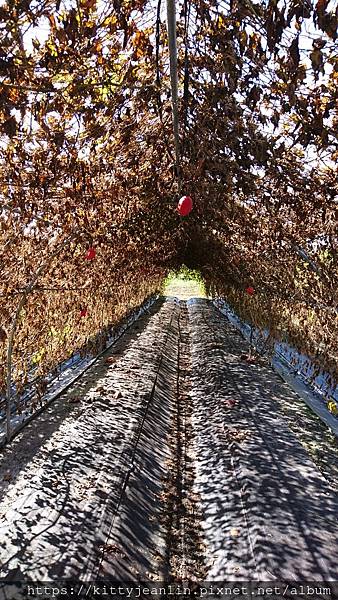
1,298 -> 337,582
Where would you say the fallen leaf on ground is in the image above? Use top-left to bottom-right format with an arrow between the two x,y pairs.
69,396 -> 81,404
223,427 -> 251,443
222,399 -> 236,408
99,543 -> 125,556
146,572 -> 159,581
105,357 -> 116,365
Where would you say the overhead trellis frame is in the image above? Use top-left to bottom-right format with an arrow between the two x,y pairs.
0,0 -> 337,428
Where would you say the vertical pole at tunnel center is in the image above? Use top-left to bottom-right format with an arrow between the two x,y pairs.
166,0 -> 180,183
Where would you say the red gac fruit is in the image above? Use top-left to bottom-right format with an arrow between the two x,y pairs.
177,195 -> 193,217
85,247 -> 96,260
80,308 -> 88,317
246,286 -> 255,296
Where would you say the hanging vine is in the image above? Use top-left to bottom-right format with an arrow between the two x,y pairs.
0,0 -> 337,405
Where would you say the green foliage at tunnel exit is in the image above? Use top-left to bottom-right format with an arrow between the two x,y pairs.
162,267 -> 207,300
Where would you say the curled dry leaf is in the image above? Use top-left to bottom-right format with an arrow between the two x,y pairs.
68,396 -> 81,404
105,357 -> 115,364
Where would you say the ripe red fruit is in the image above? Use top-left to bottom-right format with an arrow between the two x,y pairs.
177,195 -> 193,217
85,247 -> 96,260
246,286 -> 255,296
80,308 -> 88,317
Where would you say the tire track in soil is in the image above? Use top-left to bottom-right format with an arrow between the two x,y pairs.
0,299 -> 181,580
96,300 -> 179,580
97,300 -> 207,583
162,301 -> 207,584
189,299 -> 338,581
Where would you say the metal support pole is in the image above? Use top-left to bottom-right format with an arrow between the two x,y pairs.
166,0 -> 180,176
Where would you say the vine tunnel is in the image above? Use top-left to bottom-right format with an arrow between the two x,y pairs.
0,0 -> 337,588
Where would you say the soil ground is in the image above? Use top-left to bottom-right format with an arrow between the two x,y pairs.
0,294 -> 337,583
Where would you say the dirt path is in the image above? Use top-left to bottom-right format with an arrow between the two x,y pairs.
0,298 -> 337,582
